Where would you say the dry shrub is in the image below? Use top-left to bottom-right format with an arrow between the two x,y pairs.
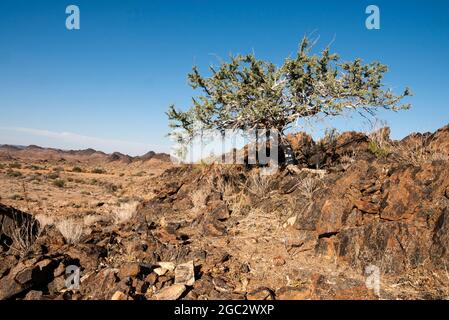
34,214 -> 54,228
83,214 -> 105,226
112,201 -> 139,224
190,189 -> 208,211
397,135 -> 448,166
340,151 -> 356,170
243,172 -> 272,197
56,218 -> 84,244
365,120 -> 391,158
298,176 -> 322,199
5,212 -> 41,256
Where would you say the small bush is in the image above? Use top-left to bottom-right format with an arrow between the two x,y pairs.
26,165 -> 41,170
9,162 -> 22,169
117,197 -> 130,203
0,163 -> 5,170
92,168 -> 106,174
7,170 -> 22,178
368,140 -> 390,159
103,182 -> 119,193
46,172 -> 59,180
72,166 -> 83,173
53,166 -> 64,172
53,179 -> 65,188
133,171 -> 146,177
10,194 -> 24,200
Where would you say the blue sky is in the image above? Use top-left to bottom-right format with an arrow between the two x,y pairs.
0,0 -> 448,155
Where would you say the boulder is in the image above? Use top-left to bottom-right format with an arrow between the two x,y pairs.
118,262 -> 142,279
430,209 -> 449,267
174,261 -> 195,286
153,284 -> 186,300
0,257 -> 58,300
111,291 -> 130,300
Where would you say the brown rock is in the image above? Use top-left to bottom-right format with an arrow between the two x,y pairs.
212,277 -> 234,293
24,290 -> 43,300
157,261 -> 176,271
14,267 -> 34,285
202,219 -> 226,237
335,131 -> 369,156
276,286 -> 311,300
192,275 -> 215,296
316,198 -> 350,235
431,209 -> 449,267
81,268 -> 122,300
174,260 -> 195,286
118,262 -> 141,279
153,267 -> 168,276
335,285 -> 378,300
153,284 -> 186,300
273,256 -> 285,266
111,291 -> 130,300
145,273 -> 158,285
47,276 -> 66,294
65,244 -> 105,271
380,167 -> 423,221
247,287 -> 274,300
0,275 -> 27,300
153,228 -> 178,244
0,255 -> 18,278
335,221 -> 429,274
352,198 -> 380,214
210,203 -> 230,221
287,132 -> 315,164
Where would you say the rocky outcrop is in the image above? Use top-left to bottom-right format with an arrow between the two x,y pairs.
1,124 -> 449,300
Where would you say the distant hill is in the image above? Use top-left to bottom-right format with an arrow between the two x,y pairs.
0,144 -> 170,164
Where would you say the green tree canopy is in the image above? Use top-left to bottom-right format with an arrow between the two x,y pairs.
167,37 -> 411,157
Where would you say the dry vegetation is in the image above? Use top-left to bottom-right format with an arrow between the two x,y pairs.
0,154 -> 171,227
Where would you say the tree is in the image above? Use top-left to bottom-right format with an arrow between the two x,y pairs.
167,37 -> 411,164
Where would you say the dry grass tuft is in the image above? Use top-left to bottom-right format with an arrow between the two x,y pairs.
34,214 -> 54,228
243,172 -> 272,197
190,189 -> 208,211
340,152 -> 356,170
83,214 -> 105,226
112,201 -> 139,224
56,218 -> 84,244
